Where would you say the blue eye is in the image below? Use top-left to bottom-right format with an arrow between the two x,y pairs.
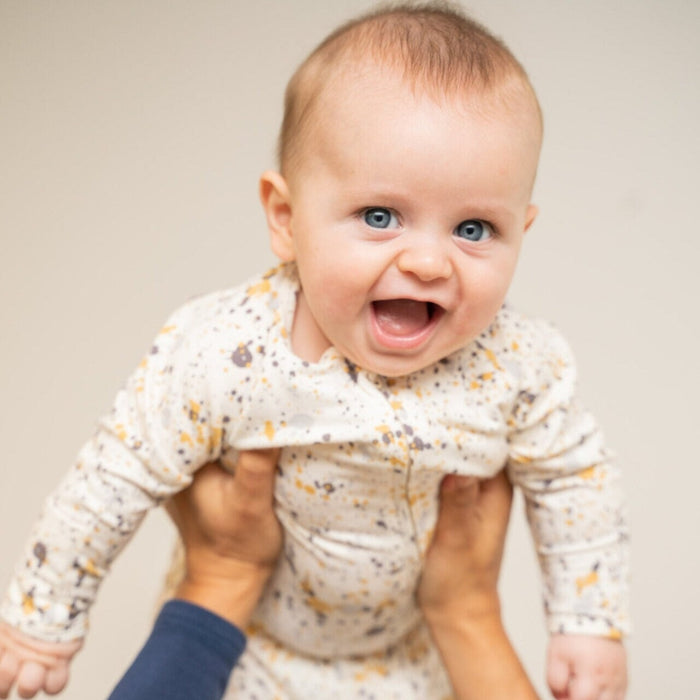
454,220 -> 493,242
363,208 -> 398,229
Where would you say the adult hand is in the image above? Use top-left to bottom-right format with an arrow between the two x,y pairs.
418,471 -> 539,700
419,471 -> 512,622
167,449 -> 282,628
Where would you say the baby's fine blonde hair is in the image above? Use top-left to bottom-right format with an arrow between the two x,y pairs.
278,1 -> 542,175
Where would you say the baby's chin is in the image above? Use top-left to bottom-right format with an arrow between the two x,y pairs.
343,346 -> 452,379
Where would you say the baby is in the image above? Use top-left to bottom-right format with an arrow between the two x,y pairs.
0,3 -> 629,698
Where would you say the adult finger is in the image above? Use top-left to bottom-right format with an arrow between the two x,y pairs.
430,475 -> 479,548
479,470 -> 513,518
438,474 -> 478,513
231,449 -> 281,507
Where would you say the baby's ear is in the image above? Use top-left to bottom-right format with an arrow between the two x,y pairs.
259,171 -> 295,261
524,204 -> 539,233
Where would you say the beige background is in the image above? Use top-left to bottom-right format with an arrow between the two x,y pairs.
1,1 -> 698,698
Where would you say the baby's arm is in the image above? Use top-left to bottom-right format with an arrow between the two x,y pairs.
1,293 -> 237,690
505,320 -> 630,694
547,634 -> 627,700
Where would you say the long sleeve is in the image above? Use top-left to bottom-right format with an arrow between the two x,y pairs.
108,600 -> 246,700
0,292 -> 240,641
506,320 -> 630,638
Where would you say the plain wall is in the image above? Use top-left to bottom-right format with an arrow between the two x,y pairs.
1,1 -> 698,697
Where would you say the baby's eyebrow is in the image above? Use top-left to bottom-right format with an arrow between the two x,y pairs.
458,203 -> 517,226
344,186 -> 410,203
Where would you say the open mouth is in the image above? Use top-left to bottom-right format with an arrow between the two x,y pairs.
371,299 -> 444,347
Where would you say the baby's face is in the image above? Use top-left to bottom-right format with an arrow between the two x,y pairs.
265,70 -> 540,377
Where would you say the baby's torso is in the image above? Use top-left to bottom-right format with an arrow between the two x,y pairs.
243,361 -> 512,656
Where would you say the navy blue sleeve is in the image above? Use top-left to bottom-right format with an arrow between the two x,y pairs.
108,599 -> 246,700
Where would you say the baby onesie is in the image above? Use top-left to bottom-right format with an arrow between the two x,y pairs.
1,263 -> 629,697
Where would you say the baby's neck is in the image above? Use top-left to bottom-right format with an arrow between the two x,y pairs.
290,290 -> 332,363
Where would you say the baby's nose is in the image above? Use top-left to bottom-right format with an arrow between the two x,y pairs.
396,239 -> 453,281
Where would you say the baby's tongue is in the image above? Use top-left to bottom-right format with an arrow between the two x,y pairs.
373,299 -> 429,336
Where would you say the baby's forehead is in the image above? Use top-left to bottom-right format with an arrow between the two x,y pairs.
285,62 -> 542,201
310,61 -> 540,138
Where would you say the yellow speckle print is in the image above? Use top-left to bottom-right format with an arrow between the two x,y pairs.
208,427 -> 222,452
82,559 -> 100,578
354,661 -> 389,681
247,279 -> 272,296
264,420 -> 275,440
576,569 -> 599,595
300,578 -> 333,614
579,465 -> 598,480
295,478 -> 316,495
305,595 -> 333,615
21,593 -> 35,615
483,347 -> 503,371
375,424 -> 395,444
408,491 -> 427,506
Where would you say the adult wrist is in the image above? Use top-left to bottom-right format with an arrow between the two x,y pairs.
424,604 -> 539,700
174,563 -> 271,628
422,590 -> 502,631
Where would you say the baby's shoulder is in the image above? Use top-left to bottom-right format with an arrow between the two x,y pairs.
168,264 -> 295,335
465,305 -> 577,382
490,305 -> 570,354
